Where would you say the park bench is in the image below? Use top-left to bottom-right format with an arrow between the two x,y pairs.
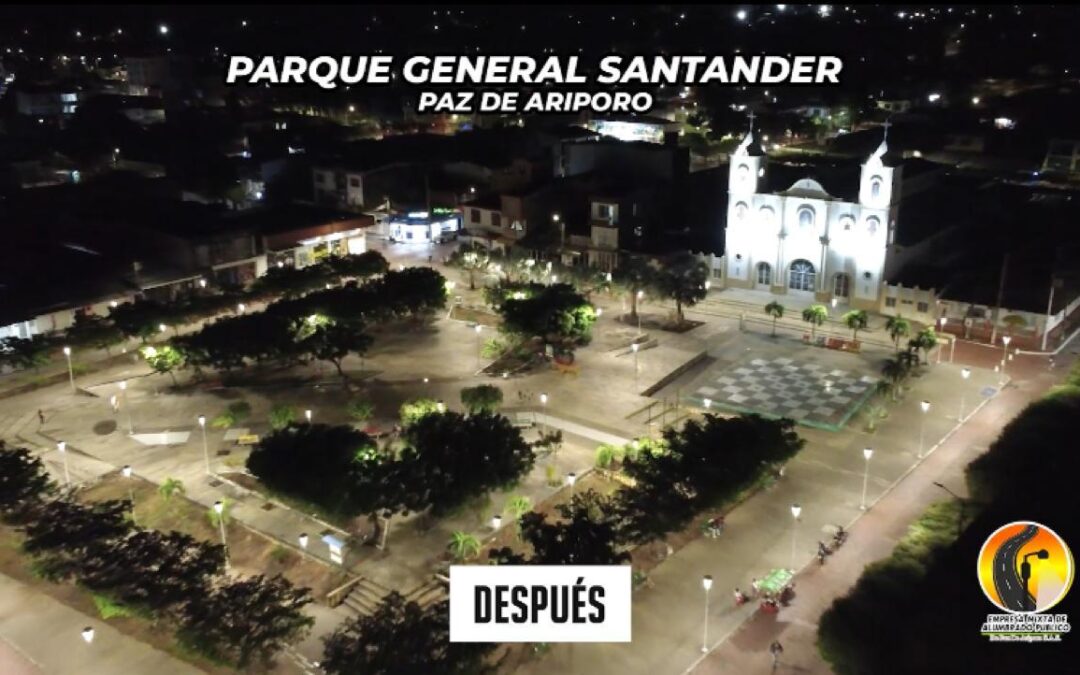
236,434 -> 260,446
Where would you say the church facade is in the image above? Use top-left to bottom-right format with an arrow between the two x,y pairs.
722,128 -> 900,311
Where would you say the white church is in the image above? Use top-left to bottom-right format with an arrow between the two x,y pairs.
722,123 -> 900,311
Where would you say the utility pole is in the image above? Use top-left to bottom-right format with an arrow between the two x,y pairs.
1042,276 -> 1059,352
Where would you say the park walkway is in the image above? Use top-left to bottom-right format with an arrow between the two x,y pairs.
0,572 -> 202,675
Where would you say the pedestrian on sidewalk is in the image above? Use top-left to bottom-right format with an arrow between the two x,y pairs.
769,641 -> 784,670
750,577 -> 761,597
37,409 -> 45,427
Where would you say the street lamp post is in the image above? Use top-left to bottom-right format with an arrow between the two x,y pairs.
197,415 -> 210,475
475,324 -> 483,370
119,381 -> 132,433
305,409 -> 313,423
491,514 -> 502,531
81,627 -> 95,644
932,481 -> 967,538
636,290 -> 644,337
918,400 -> 931,458
122,465 -> 136,525
631,342 -> 640,391
57,441 -> 71,487
701,575 -> 713,653
298,532 -> 310,562
1001,335 -> 1012,380
860,448 -> 873,510
790,503 -> 801,571
540,392 -> 548,433
62,346 -> 75,392
959,368 -> 971,421
566,472 -> 577,498
937,318 -> 947,364
213,500 -> 229,570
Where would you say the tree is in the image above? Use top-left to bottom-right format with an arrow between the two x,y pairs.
448,531 -> 481,561
0,335 -> 54,372
885,315 -> 911,352
460,385 -> 504,414
0,444 -> 54,519
300,318 -> 373,383
801,304 -> 828,341
246,424 -> 385,518
323,251 -> 390,280
493,490 -> 629,565
79,530 -> 225,613
764,301 -> 785,337
611,255 -> 658,323
141,345 -> 184,385
346,399 -> 375,424
269,404 -> 297,430
65,312 -> 125,354
22,500 -> 132,579
158,477 -> 186,502
109,299 -> 171,342
211,401 -> 251,429
497,283 -> 596,349
656,254 -> 709,324
842,309 -> 869,341
909,327 -> 938,364
321,593 -> 494,675
617,414 -> 803,543
399,398 -> 443,426
178,574 -> 313,668
396,412 -> 535,516
447,243 -> 491,290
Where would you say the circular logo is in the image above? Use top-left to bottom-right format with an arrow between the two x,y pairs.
977,521 -> 1074,614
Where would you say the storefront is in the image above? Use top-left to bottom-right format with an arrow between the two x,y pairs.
387,209 -> 461,244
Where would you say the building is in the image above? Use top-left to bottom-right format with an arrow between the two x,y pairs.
722,124 -> 899,310
386,209 -> 460,244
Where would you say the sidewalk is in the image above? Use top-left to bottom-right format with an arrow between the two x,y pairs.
0,572 -> 202,675
688,350 -> 1065,674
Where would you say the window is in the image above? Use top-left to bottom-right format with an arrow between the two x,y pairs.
735,202 -> 749,221
833,273 -> 851,298
492,213 -> 502,229
598,204 -> 611,219
757,262 -> 772,285
870,176 -> 883,199
788,259 -> 816,292
737,164 -> 750,183
510,220 -> 524,231
885,297 -> 897,307
917,302 -> 929,313
798,207 -> 815,229
470,209 -> 481,224
840,215 -> 854,231
348,177 -> 360,188
866,216 -> 880,236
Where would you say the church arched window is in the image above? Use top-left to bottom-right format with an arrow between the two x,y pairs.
797,207 -> 815,229
735,202 -> 749,221
870,176 -> 883,199
866,216 -> 880,236
737,164 -> 750,183
839,215 -> 854,231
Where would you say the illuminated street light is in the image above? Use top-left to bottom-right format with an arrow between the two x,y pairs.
701,575 -> 714,653
122,464 -> 136,524
81,627 -> 95,644
937,317 -> 947,363
158,323 -> 167,333
790,503 -> 802,571
214,500 -> 229,570
62,346 -> 75,392
566,471 -> 577,498
475,324 -> 483,370
198,414 -> 210,475
57,441 -> 70,486
959,368 -> 971,421
491,514 -> 502,530
1001,335 -> 1012,379
305,409 -> 313,423
158,24 -> 169,35
631,342 -> 640,390
860,448 -> 873,510
918,400 -> 931,458
298,532 -> 310,561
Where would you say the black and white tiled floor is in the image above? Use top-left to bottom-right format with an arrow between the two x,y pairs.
692,357 -> 878,428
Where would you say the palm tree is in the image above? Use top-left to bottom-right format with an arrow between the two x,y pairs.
801,304 -> 828,341
764,301 -> 785,337
885,315 -> 911,352
910,327 -> 938,364
880,358 -> 907,400
158,477 -> 185,502
504,495 -> 533,522
842,309 -> 869,341
448,531 -> 481,562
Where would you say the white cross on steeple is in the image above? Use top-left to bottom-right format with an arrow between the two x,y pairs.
747,110 -> 756,134
882,118 -> 891,143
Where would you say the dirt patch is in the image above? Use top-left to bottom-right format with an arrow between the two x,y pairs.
448,305 -> 501,327
80,473 -> 348,599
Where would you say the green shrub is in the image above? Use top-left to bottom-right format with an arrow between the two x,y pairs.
92,593 -> 134,620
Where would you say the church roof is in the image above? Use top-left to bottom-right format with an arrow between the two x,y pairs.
776,178 -> 837,200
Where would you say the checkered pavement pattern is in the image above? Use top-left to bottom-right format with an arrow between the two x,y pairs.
693,357 -> 878,427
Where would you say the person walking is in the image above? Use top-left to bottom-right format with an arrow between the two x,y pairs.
37,409 -> 45,427
769,640 -> 784,670
750,577 -> 761,597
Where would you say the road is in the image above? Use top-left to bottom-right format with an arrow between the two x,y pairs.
993,524 -> 1039,612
